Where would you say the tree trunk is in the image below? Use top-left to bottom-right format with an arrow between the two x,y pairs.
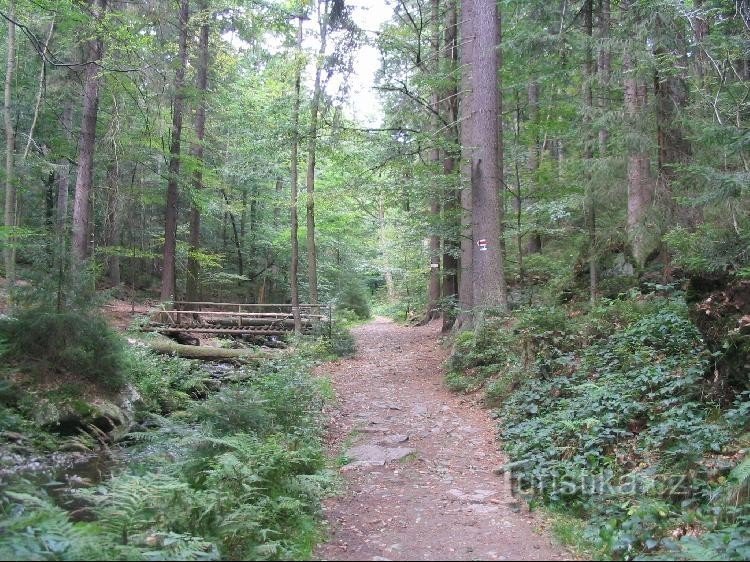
161,0 -> 189,300
441,0 -> 459,332
3,0 -> 17,284
583,0 -> 597,303
624,48 -> 653,267
456,0 -> 474,323
469,0 -> 507,311
290,16 -> 303,333
425,0 -> 442,323
622,0 -> 653,267
654,14 -> 697,231
56,100 -> 73,233
104,162 -> 122,285
187,7 -> 209,302
268,175 -> 283,300
306,0 -> 331,307
525,80 -> 542,255
72,0 -> 107,263
597,0 -> 610,154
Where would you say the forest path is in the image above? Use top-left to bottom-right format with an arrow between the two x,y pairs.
314,317 -> 571,561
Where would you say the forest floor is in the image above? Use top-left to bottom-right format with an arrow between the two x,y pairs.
314,317 -> 572,561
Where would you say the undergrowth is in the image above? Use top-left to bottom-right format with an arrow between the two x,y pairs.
0,343 -> 336,560
447,290 -> 750,560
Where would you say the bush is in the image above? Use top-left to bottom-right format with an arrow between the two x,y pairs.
0,308 -> 125,391
447,292 -> 750,560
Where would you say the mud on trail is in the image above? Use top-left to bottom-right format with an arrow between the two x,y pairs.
314,317 -> 571,561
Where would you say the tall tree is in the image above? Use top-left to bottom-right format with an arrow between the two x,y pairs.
290,14 -> 304,332
305,0 -> 331,307
456,0 -> 474,322
468,0 -> 507,311
72,0 -> 107,262
441,0 -> 459,331
160,0 -> 190,300
2,0 -> 16,283
424,0 -> 442,322
623,0 -> 653,267
187,3 -> 210,302
583,0 -> 597,303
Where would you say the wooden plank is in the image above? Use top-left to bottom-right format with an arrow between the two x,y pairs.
165,311 -> 326,319
172,301 -> 322,308
145,326 -> 292,335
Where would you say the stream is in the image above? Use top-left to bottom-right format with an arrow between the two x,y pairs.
0,360 -> 245,518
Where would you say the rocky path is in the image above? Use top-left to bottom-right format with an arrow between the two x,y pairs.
314,317 -> 571,561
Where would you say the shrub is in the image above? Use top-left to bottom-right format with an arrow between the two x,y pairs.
0,308 -> 125,391
447,291 -> 750,560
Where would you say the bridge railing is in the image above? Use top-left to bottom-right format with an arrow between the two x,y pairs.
145,302 -> 333,338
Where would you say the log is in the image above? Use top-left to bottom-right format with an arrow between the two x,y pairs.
146,339 -> 270,361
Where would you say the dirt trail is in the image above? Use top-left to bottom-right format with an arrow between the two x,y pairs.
315,317 -> 571,561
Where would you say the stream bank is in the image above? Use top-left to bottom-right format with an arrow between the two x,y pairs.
0,328 -> 342,560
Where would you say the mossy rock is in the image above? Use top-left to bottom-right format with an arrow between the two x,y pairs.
36,397 -> 129,438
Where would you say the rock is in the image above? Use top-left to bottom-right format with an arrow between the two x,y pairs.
376,434 -> 409,446
37,396 -> 132,441
447,488 -> 497,503
411,404 -> 428,416
345,444 -> 417,466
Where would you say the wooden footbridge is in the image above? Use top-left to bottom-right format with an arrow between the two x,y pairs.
142,301 -> 331,337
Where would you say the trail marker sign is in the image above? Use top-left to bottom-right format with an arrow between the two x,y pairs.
478,239 -> 488,251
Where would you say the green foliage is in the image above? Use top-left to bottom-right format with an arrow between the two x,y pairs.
0,484 -> 219,561
0,349 -> 333,561
335,279 -> 371,320
665,225 -> 750,275
0,308 -> 125,391
448,292 -> 750,560
123,344 -> 206,414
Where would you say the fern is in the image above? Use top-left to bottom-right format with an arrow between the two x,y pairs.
726,455 -> 750,505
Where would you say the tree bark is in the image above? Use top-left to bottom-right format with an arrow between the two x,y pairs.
525,80 -> 542,254
3,0 -> 17,284
622,0 -> 653,267
187,7 -> 210,302
469,0 -> 507,311
654,14 -> 696,231
441,0 -> 459,332
624,49 -> 653,267
56,99 -> 73,233
456,0 -> 474,323
306,0 -> 331,307
290,16 -> 303,332
597,0 -> 610,154
425,0 -> 442,323
161,0 -> 189,300
72,0 -> 107,263
583,0 -> 597,303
